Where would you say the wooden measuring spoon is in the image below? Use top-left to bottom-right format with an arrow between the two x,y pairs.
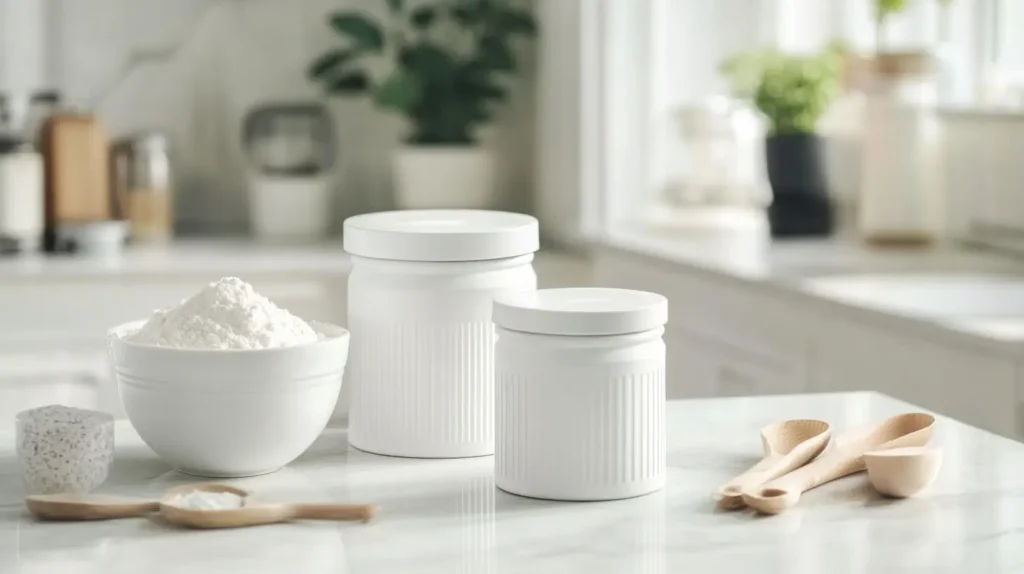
716,419 -> 831,510
742,412 -> 935,515
865,446 -> 943,498
25,493 -> 159,521
159,484 -> 377,529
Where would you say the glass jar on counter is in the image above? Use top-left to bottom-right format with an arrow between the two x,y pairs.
111,133 -> 173,243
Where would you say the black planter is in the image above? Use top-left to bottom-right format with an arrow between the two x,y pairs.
765,133 -> 833,238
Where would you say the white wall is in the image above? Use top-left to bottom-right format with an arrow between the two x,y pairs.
16,0 -> 536,234
0,0 -> 47,99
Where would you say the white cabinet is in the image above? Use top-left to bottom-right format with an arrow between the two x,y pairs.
667,327 -> 808,399
0,250 -> 588,422
594,248 -> 811,399
812,316 -> 1017,438
0,273 -> 345,420
594,242 -> 1021,440
0,274 -> 344,340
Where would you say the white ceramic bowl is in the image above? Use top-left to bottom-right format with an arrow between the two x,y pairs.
107,320 -> 349,478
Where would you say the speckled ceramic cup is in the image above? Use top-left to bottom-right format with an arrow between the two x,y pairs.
16,405 -> 115,494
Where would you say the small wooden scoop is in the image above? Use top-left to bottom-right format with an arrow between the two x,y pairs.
159,484 -> 377,529
865,446 -> 943,498
716,419 -> 831,510
742,412 -> 935,515
26,493 -> 159,521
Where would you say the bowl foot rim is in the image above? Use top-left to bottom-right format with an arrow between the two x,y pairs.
173,466 -> 283,479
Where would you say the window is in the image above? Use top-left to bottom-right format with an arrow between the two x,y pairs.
994,0 -> 1024,83
581,0 -> 1018,238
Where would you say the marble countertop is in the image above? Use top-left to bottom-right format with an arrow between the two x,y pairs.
598,224 -> 1024,348
600,224 -> 1024,284
2,392 -> 1022,573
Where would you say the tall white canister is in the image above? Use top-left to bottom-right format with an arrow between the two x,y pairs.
493,288 -> 668,501
343,210 -> 539,458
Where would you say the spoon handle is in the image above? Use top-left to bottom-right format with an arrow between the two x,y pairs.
27,500 -> 160,521
761,450 -> 865,496
719,455 -> 783,492
717,455 -> 786,509
292,503 -> 378,522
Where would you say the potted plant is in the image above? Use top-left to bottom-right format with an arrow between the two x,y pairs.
308,0 -> 537,209
752,50 -> 842,237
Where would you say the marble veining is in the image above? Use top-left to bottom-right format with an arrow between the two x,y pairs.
3,392 -> 1024,573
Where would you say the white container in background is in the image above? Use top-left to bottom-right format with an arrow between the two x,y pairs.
492,287 -> 668,501
248,175 -> 331,241
859,72 -> 942,245
0,142 -> 43,250
343,209 -> 539,458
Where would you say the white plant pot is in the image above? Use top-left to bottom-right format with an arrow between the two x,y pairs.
392,146 -> 497,209
248,175 -> 331,242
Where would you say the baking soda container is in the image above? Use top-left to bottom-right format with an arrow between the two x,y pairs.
343,210 -> 539,458
493,288 -> 668,501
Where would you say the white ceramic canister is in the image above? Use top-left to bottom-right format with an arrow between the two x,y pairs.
0,141 -> 43,250
343,209 -> 539,458
492,287 -> 668,501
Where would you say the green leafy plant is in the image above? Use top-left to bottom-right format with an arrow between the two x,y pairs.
308,0 -> 537,145
752,50 -> 841,136
719,52 -> 773,100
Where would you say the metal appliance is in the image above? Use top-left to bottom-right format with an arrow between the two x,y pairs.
241,102 -> 336,241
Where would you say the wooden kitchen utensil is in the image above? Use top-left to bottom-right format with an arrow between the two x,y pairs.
742,412 -> 935,515
159,483 -> 377,529
40,113 -> 113,252
26,493 -> 159,520
864,446 -> 943,498
26,484 -> 376,527
716,419 -> 831,510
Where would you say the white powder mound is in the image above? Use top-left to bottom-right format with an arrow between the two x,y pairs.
125,277 -> 321,350
165,490 -> 246,510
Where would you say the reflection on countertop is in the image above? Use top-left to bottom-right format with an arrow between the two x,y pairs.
2,392 -> 1023,572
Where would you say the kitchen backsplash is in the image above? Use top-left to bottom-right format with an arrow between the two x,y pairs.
40,0 -> 536,234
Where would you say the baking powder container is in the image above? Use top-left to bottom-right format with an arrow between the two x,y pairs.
493,288 -> 668,501
343,210 -> 539,458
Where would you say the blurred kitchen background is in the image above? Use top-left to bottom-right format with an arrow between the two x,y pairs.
6,0 -> 1024,441
0,0 -> 538,240
3,0 -> 1023,246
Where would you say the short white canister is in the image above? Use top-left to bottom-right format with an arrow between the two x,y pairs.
493,287 -> 668,501
343,210 -> 539,458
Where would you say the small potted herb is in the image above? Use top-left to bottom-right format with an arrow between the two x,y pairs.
308,0 -> 536,209
750,50 -> 841,237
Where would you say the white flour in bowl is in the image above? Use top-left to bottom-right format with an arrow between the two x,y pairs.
124,277 -> 321,350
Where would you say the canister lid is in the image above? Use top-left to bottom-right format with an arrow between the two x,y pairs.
343,210 -> 539,262
493,288 -> 668,336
